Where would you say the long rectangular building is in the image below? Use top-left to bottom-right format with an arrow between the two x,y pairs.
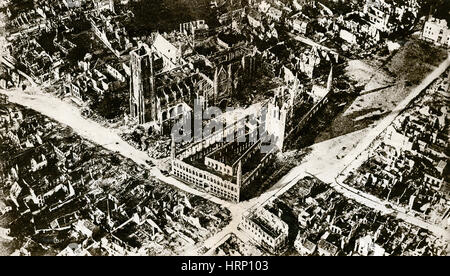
171,102 -> 284,202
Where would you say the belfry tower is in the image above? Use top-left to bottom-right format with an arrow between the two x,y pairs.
129,46 -> 156,124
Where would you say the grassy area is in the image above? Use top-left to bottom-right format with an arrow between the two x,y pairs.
315,37 -> 448,146
384,37 -> 448,86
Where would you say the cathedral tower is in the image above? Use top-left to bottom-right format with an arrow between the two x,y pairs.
129,46 -> 156,124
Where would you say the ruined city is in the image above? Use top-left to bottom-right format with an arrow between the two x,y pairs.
0,0 -> 449,257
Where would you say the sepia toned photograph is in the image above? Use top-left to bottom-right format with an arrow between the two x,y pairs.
0,0 -> 449,261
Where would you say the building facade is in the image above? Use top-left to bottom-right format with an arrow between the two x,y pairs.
422,17 -> 450,48
240,208 -> 289,254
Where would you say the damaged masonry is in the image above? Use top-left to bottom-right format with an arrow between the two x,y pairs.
0,0 -> 449,257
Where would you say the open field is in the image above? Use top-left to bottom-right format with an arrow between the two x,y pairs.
385,37 -> 449,86
317,37 -> 449,144
345,59 -> 394,90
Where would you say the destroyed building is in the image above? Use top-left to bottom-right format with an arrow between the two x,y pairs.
240,207 -> 289,254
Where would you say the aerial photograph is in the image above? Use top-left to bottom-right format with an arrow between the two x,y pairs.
0,0 -> 449,259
